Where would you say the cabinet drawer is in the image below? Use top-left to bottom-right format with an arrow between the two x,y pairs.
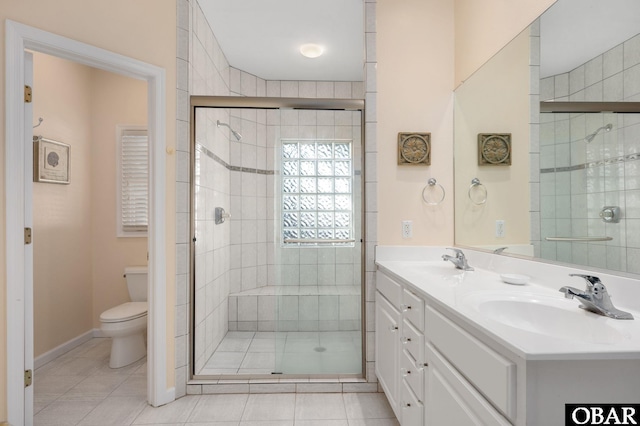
402,288 -> 424,331
377,271 -> 402,309
401,349 -> 424,401
425,306 -> 516,420
426,343 -> 511,426
400,379 -> 424,426
401,318 -> 424,363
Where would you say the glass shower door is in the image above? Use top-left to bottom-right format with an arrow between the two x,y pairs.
274,108 -> 363,375
191,100 -> 364,379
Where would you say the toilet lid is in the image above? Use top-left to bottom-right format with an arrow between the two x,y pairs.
100,302 -> 147,323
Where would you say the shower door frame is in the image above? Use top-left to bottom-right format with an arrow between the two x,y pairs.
189,96 -> 366,381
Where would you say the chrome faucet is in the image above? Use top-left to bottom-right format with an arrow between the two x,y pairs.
442,248 -> 474,271
559,274 -> 633,320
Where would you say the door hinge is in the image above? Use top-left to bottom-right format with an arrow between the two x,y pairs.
24,85 -> 32,103
24,227 -> 32,245
24,369 -> 32,387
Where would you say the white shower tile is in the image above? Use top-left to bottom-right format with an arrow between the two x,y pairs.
540,77 -> 554,101
299,81 -> 317,98
569,65 -> 585,95
624,64 -> 640,100
266,81 -> 281,97
318,264 -> 336,286
240,352 -> 276,370
604,73 -> 624,101
335,82 -> 352,99
281,81 -> 299,97
554,73 -> 569,98
279,296 -> 299,321
585,55 -> 603,87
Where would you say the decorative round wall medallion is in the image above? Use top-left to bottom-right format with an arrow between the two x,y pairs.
478,133 -> 512,166
398,132 -> 431,165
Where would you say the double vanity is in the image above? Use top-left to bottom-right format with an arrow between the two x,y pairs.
375,246 -> 640,425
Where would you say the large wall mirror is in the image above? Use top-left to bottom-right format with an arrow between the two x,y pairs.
454,0 -> 640,276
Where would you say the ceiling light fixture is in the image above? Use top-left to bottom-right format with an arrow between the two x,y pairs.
299,43 -> 324,59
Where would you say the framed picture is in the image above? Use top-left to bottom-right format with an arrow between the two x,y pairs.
33,136 -> 70,184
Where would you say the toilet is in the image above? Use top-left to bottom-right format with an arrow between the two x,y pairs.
100,266 -> 148,368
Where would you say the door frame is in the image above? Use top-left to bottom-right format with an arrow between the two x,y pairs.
5,20 -> 172,424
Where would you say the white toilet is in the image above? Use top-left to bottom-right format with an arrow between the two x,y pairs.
100,266 -> 148,368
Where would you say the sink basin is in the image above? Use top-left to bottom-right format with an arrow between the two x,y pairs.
463,292 -> 633,345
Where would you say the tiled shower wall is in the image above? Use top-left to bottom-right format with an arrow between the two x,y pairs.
176,0 -> 378,397
537,32 -> 640,273
227,108 -> 363,332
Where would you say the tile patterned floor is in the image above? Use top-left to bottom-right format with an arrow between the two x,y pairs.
34,338 -> 398,426
200,331 -> 362,375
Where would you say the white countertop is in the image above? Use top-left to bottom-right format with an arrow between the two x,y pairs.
375,246 -> 640,361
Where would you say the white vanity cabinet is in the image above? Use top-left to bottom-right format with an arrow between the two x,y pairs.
377,269 -> 511,425
376,248 -> 640,426
424,305 -> 514,425
375,271 -> 426,425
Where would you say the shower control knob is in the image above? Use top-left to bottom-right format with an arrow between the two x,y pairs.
599,206 -> 621,223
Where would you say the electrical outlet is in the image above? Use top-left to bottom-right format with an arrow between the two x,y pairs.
402,220 -> 413,239
495,220 -> 505,238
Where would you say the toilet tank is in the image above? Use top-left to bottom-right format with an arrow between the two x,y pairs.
125,266 -> 148,302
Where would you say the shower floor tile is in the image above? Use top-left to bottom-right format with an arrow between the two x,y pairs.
199,331 -> 361,376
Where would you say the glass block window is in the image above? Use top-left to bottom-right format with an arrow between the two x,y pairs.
281,140 -> 353,246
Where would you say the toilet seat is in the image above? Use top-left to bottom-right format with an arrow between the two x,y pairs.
100,302 -> 147,323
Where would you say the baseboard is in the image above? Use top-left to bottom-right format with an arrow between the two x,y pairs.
35,328 -> 103,369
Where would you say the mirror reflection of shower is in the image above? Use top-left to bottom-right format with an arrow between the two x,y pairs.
585,123 -> 612,143
216,119 -> 242,141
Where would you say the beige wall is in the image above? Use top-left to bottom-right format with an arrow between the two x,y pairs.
32,55 -> 148,357
33,54 -> 94,357
454,30 -> 531,246
90,69 -> 148,329
0,0 -> 176,417
376,0 -> 555,246
377,0 -> 455,245
454,0 -> 556,86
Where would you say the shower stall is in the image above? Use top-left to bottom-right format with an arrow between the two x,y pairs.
190,96 -> 364,378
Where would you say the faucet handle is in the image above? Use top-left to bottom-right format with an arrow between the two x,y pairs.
569,274 -> 603,292
446,247 -> 464,256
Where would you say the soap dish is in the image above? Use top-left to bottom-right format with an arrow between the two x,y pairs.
500,273 -> 530,285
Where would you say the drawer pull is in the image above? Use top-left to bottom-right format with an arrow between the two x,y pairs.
401,336 -> 412,344
415,360 -> 428,370
401,304 -> 412,312
389,325 -> 399,332
401,368 -> 412,376
403,402 -> 412,408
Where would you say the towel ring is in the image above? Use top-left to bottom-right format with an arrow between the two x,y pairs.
422,178 -> 445,205
468,178 -> 487,205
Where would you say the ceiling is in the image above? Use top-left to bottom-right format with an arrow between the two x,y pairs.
198,0 -> 364,82
199,0 -> 639,83
540,0 -> 640,78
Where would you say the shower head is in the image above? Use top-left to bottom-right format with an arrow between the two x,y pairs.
585,123 -> 612,143
216,120 -> 242,141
